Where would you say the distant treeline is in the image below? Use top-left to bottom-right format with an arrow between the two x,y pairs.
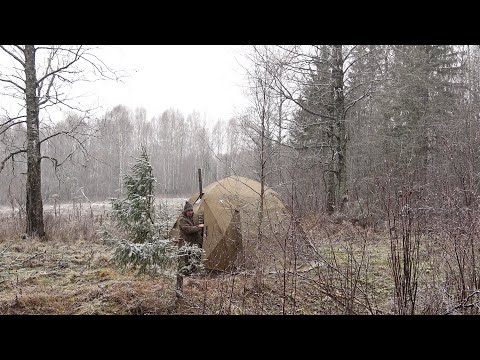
0,105 -> 256,206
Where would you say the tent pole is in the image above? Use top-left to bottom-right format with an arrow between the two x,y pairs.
198,168 -> 203,198
198,168 -> 204,248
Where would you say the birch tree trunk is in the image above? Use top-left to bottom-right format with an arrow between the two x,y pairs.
24,45 -> 45,237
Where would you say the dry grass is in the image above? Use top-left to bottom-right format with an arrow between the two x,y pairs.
1,208 -> 445,315
0,233 -> 353,314
2,196 -> 476,315
0,235 -> 180,315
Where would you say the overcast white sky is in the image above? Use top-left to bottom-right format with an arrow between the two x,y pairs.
83,45 -> 249,126
0,45 -> 251,128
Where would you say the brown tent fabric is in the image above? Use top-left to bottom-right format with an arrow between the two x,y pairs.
169,176 -> 289,271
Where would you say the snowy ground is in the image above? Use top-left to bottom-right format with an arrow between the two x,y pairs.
0,197 -> 187,219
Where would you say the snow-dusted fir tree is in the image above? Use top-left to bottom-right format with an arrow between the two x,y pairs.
109,146 -> 175,274
108,146 -> 204,276
111,145 -> 157,244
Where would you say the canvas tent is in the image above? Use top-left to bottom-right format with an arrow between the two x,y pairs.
169,176 -> 289,271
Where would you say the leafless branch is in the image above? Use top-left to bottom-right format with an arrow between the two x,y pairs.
444,290 -> 480,315
0,120 -> 27,135
0,149 -> 27,173
35,46 -> 83,85
0,77 -> 25,92
0,45 -> 25,66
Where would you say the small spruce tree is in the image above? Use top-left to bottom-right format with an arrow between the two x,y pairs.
108,146 -> 204,276
111,146 -> 157,243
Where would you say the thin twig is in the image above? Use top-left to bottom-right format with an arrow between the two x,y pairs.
0,243 -> 13,256
19,252 -> 45,266
444,290 -> 480,315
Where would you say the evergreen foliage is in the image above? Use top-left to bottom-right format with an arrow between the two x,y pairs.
108,146 -> 204,275
111,146 -> 157,244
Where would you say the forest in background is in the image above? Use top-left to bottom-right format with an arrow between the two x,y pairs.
3,46 -> 479,217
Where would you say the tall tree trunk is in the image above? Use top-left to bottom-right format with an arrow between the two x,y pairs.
24,45 -> 45,237
254,81 -> 267,294
324,45 -> 347,215
332,45 -> 348,213
258,83 -> 267,244
119,130 -> 124,196
466,46 -> 477,290
325,167 -> 336,215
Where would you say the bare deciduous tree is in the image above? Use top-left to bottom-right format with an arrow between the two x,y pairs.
0,45 -> 119,237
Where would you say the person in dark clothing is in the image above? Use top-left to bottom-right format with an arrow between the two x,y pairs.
177,201 -> 204,276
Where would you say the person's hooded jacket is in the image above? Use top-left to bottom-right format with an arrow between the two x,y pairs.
178,201 -> 202,246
